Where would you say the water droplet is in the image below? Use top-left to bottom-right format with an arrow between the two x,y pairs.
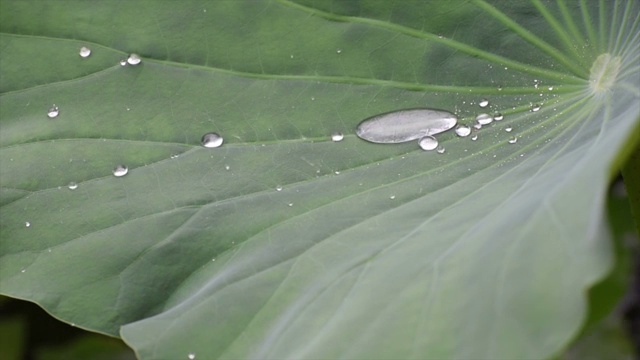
389,195 -> 396,200
68,182 -> 78,190
436,146 -> 446,154
355,109 -> 457,144
418,136 -> 438,151
334,171 -> 340,175
505,127 -> 513,132
331,132 -> 344,142
508,137 -> 518,144
473,123 -> 482,130
119,59 -> 127,66
493,113 -> 504,121
288,203 -> 293,207
224,165 -> 230,170
455,125 -> 471,137
475,113 -> 492,125
201,133 -> 224,148
188,353 -> 196,360
47,105 -> 59,118
25,222 -> 31,227
471,134 -> 478,141
21,269 -> 26,273
113,165 -> 128,177
479,99 -> 489,108
127,53 -> 142,65
531,104 -> 541,112
275,185 -> 283,192
79,46 -> 91,58
548,86 -> 554,91
336,49 -> 342,54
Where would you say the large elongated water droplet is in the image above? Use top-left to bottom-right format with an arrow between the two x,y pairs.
355,108 -> 457,144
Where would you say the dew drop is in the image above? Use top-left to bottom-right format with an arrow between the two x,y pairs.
201,133 -> 224,148
548,86 -> 554,91
336,49 -> 342,54
68,182 -> 78,190
473,123 -> 482,130
79,46 -> 91,58
21,269 -> 26,273
505,127 -> 513,133
475,113 -> 492,125
418,136 -> 438,151
455,125 -> 471,137
355,108 -> 457,144
508,137 -> 518,144
25,221 -> 31,227
479,99 -> 489,108
119,59 -> 127,66
436,146 -> 446,154
389,195 -> 396,200
224,165 -> 230,170
531,104 -> 541,112
288,203 -> 293,207
47,105 -> 59,119
331,132 -> 344,142
275,185 -> 283,192
188,353 -> 196,360
471,134 -> 478,141
493,113 -> 504,121
127,53 -> 142,65
113,165 -> 128,177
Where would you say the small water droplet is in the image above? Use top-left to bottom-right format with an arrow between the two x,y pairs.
288,203 -> 293,207
331,132 -> 344,142
505,127 -> 513,133
418,136 -> 438,151
119,59 -> 127,66
127,53 -> 142,65
21,269 -> 26,273
275,185 -> 283,192
356,109 -> 457,144
455,125 -> 471,137
475,113 -> 492,125
79,46 -> 91,58
201,133 -> 224,148
25,221 -> 31,227
531,104 -> 541,112
113,165 -> 128,177
436,146 -> 445,154
508,137 -> 518,144
473,123 -> 482,130
68,182 -> 78,190
47,105 -> 59,118
334,171 -> 340,175
548,86 -> 554,91
493,113 -> 504,121
471,134 -> 478,141
479,99 -> 489,108
188,353 -> 196,360
389,195 -> 396,200
336,49 -> 342,54
311,97 -> 315,101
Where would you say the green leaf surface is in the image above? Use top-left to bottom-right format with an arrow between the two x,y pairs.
1,0 -> 639,359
